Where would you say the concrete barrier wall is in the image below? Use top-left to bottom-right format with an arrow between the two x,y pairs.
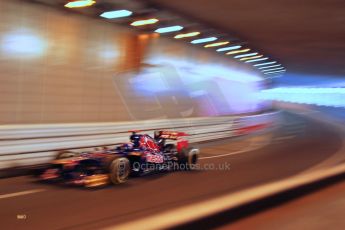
0,111 -> 279,170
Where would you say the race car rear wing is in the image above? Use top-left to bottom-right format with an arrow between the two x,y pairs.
155,131 -> 189,140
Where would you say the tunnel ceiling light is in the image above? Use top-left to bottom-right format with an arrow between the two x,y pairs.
262,67 -> 285,72
155,25 -> 183,33
191,37 -> 217,44
264,72 -> 286,75
174,32 -> 200,39
264,70 -> 286,74
100,10 -> 132,19
258,64 -> 282,69
226,48 -> 250,55
245,57 -> 269,63
204,41 -> 229,48
240,55 -> 263,61
262,68 -> 286,73
130,18 -> 159,26
234,52 -> 258,59
216,45 -> 242,52
64,0 -> 96,8
253,61 -> 277,67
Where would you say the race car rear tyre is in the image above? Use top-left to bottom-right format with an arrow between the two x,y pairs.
109,157 -> 130,184
179,147 -> 199,170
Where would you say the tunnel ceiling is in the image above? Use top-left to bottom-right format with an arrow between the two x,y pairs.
32,0 -> 345,78
148,0 -> 345,77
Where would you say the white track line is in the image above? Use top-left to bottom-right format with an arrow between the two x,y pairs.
199,145 -> 255,160
199,136 -> 272,160
0,189 -> 45,200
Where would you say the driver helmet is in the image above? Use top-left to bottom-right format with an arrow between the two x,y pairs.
130,132 -> 141,148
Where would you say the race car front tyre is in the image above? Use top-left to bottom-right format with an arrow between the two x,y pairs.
179,147 -> 199,170
109,157 -> 130,184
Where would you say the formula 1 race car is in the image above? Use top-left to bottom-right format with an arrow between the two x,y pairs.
37,130 -> 199,187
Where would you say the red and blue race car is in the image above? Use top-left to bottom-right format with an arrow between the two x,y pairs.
37,130 -> 199,187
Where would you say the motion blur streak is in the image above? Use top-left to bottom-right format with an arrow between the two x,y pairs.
127,55 -> 267,115
260,87 -> 345,107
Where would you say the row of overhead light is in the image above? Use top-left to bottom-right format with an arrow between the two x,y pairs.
64,0 -> 286,77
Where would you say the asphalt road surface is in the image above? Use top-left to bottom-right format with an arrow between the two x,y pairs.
219,175 -> 345,230
1,113 -> 344,230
